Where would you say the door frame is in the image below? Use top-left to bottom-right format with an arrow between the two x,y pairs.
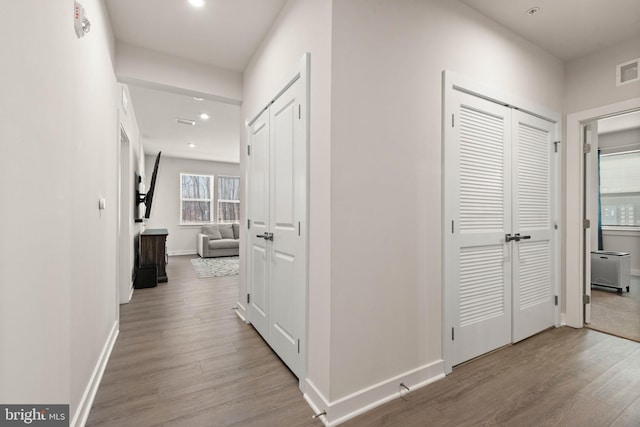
244,53 -> 310,386
565,97 -> 640,328
442,71 -> 562,374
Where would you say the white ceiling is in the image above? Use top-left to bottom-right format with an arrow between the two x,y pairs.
127,86 -> 240,163
461,0 -> 640,61
105,0 -> 287,164
106,0 -> 640,162
105,0 -> 287,72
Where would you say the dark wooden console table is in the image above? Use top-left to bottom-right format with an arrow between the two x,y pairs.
139,228 -> 169,283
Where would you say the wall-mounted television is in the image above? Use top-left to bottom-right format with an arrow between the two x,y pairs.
135,151 -> 161,222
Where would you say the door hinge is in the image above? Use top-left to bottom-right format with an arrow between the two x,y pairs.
583,143 -> 592,154
247,145 -> 251,156
583,294 -> 590,304
297,339 -> 300,354
298,104 -> 301,119
554,295 -> 558,306
452,327 -> 455,341
583,219 -> 591,229
554,224 -> 558,230
554,140 -> 561,153
247,219 -> 251,229
451,113 -> 455,128
451,220 -> 454,234
298,221 -> 301,236
247,294 -> 251,304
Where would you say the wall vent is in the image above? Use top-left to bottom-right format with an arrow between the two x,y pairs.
176,118 -> 196,126
616,57 -> 639,86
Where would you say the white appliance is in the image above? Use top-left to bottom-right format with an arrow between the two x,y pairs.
591,251 -> 631,293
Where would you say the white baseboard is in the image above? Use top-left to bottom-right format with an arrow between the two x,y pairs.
303,360 -> 445,426
631,270 -> 640,277
168,249 -> 197,256
235,301 -> 247,322
560,312 -> 567,326
71,320 -> 119,427
120,282 -> 134,304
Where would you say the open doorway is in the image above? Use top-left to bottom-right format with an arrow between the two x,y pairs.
584,110 -> 640,342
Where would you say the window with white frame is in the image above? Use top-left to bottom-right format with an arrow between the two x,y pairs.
180,173 -> 213,224
600,151 -> 640,226
217,176 -> 240,223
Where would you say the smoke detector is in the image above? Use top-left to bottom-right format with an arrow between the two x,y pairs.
74,2 -> 91,38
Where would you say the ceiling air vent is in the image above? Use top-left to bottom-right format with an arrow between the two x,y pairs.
176,118 -> 196,126
616,57 -> 639,86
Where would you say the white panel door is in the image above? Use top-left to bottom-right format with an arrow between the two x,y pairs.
246,75 -> 307,380
448,91 -> 513,366
247,112 -> 270,339
511,110 -> 556,342
267,78 -> 305,378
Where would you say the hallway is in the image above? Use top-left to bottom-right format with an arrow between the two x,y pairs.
87,255 -> 640,426
86,255 -> 316,426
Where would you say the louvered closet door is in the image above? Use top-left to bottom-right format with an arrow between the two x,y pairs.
450,91 -> 513,366
511,110 -> 556,342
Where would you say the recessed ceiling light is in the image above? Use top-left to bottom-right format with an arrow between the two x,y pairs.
526,6 -> 540,16
188,0 -> 205,8
193,97 -> 204,101
188,142 -> 196,148
199,113 -> 210,120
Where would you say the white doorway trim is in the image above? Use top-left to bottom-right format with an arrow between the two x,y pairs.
117,124 -> 134,305
442,70 -> 562,374
565,97 -> 640,328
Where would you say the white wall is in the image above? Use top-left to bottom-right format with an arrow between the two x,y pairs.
241,0 -> 333,400
243,0 -> 563,420
564,36 -> 640,326
328,0 -> 563,403
565,35 -> 640,114
115,42 -> 243,104
143,155 -> 240,255
0,0 -> 120,423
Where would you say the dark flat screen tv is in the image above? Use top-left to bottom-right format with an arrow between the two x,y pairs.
136,152 -> 161,222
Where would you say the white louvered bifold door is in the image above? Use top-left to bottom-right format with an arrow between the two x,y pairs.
449,91 -> 513,366
511,110 -> 556,342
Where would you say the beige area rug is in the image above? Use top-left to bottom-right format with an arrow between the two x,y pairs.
190,256 -> 239,278
588,275 -> 640,343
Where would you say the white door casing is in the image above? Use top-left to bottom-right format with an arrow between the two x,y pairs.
583,122 -> 599,324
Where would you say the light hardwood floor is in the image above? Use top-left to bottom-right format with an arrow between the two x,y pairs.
88,256 -> 640,426
589,276 -> 640,342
